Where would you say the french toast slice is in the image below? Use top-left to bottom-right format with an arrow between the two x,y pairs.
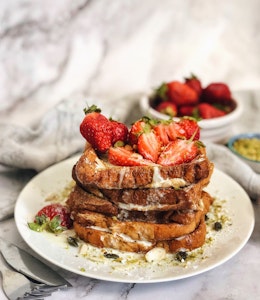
67,164 -> 212,217
73,144 -> 213,190
73,191 -> 212,242
74,217 -> 207,254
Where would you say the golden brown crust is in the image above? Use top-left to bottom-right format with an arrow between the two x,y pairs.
73,144 -> 213,190
73,218 -> 206,253
74,191 -> 212,242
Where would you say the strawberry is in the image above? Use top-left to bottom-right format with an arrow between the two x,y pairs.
153,122 -> 170,146
184,74 -> 202,97
157,139 -> 199,166
108,146 -> 155,166
167,81 -> 199,106
80,105 -> 113,153
166,121 -> 186,140
198,103 -> 226,119
110,119 -> 128,144
155,101 -> 177,117
137,131 -> 161,162
178,105 -> 199,119
202,82 -> 231,104
178,118 -> 200,140
128,118 -> 151,146
29,203 -> 73,233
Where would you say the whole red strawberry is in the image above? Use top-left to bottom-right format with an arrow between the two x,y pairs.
80,105 -> 113,153
29,203 -> 73,233
184,74 -> 202,97
155,101 -> 177,117
178,105 -> 199,119
110,119 -> 128,145
198,103 -> 226,119
167,81 -> 199,106
202,82 -> 231,104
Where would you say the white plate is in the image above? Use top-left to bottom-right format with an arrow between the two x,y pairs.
14,155 -> 255,283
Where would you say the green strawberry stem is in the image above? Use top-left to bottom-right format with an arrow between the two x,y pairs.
83,104 -> 101,115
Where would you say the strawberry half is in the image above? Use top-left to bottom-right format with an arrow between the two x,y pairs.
28,203 -> 73,233
178,118 -> 200,140
80,105 -> 113,153
157,139 -> 199,166
108,146 -> 155,166
128,118 -> 151,146
153,122 -> 170,146
137,131 -> 161,162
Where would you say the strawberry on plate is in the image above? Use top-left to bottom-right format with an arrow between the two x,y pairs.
80,105 -> 113,153
167,81 -> 199,106
157,139 -> 199,166
198,103 -> 226,119
28,203 -> 72,233
108,146 -> 155,166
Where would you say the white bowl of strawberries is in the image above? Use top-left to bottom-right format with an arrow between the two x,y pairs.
140,74 -> 242,143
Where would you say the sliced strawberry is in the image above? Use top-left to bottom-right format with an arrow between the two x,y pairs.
166,121 -> 186,140
184,74 -> 202,97
80,105 -> 113,153
155,101 -> 177,117
202,82 -> 232,104
198,103 -> 226,119
157,139 -> 199,166
108,146 -> 155,166
153,122 -> 170,146
178,118 -> 200,140
128,118 -> 151,146
137,131 -> 161,162
110,119 -> 128,144
167,81 -> 199,106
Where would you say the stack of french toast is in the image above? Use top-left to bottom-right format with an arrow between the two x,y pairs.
66,106 -> 214,254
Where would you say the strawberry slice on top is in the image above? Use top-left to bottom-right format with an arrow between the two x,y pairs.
178,118 -> 200,140
108,146 -> 155,166
157,139 -> 200,166
137,130 -> 161,163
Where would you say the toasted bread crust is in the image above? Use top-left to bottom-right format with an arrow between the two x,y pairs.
73,218 -> 206,253
74,191 -> 212,242
73,144 -> 213,189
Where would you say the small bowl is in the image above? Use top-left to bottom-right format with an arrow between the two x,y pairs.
140,93 -> 243,143
228,133 -> 260,173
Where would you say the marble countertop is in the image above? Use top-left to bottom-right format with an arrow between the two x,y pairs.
1,1 -> 260,299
